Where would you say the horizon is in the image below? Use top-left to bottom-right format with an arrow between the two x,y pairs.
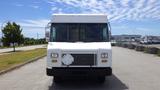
0,0 -> 160,38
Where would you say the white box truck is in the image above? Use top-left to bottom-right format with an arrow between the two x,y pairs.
45,14 -> 112,83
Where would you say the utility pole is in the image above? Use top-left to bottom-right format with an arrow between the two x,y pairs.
37,33 -> 39,44
37,33 -> 39,40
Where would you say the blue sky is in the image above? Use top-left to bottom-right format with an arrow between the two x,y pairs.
0,0 -> 160,38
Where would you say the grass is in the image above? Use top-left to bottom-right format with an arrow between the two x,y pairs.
0,44 -> 47,49
0,48 -> 46,71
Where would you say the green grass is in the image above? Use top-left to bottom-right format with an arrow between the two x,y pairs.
0,44 -> 47,49
0,48 -> 46,71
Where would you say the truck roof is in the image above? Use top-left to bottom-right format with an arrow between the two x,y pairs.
51,14 -> 108,23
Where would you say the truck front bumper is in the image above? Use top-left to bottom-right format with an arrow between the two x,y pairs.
46,67 -> 112,76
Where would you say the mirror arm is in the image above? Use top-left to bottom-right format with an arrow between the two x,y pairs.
108,22 -> 112,41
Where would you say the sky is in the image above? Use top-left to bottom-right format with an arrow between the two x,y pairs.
0,0 -> 160,38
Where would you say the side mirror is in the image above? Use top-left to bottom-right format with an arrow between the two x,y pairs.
108,22 -> 112,41
45,23 -> 51,42
45,30 -> 50,42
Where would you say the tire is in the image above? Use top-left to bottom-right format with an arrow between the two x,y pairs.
54,76 -> 62,83
98,76 -> 105,83
46,68 -> 53,76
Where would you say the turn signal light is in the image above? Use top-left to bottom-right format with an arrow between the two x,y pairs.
52,60 -> 57,63
101,60 -> 107,63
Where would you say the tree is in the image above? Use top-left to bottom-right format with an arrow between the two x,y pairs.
2,22 -> 24,52
23,37 -> 47,45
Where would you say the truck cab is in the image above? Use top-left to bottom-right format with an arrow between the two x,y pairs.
46,14 -> 112,82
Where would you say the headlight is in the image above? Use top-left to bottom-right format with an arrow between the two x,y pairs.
101,53 -> 108,58
51,53 -> 58,58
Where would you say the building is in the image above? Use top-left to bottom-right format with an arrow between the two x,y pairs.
112,35 -> 142,42
141,35 -> 160,44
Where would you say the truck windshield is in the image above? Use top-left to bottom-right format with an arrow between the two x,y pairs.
50,23 -> 109,42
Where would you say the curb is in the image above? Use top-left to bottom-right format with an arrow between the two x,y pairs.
0,54 -> 46,75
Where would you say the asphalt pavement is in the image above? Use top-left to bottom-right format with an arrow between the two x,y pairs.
0,47 -> 160,90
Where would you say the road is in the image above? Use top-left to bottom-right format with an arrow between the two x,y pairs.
0,45 -> 46,54
0,47 -> 160,90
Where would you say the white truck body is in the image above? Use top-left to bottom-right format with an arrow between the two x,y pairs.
46,14 -> 112,82
51,14 -> 108,23
47,42 -> 112,67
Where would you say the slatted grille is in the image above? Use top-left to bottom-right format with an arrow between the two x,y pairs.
62,54 -> 96,66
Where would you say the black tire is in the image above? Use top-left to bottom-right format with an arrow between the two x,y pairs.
54,76 -> 62,83
98,76 -> 105,83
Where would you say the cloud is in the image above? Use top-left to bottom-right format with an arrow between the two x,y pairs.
46,0 -> 160,22
29,5 -> 40,9
22,27 -> 45,38
18,19 -> 49,28
17,19 -> 49,38
0,19 -> 49,38
33,1 -> 41,4
134,27 -> 159,36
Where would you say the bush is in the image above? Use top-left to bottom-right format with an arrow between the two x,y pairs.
128,44 -> 136,49
111,43 -> 116,46
144,47 -> 159,54
135,45 -> 145,51
115,43 -> 123,47
157,49 -> 160,56
122,43 -> 128,48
